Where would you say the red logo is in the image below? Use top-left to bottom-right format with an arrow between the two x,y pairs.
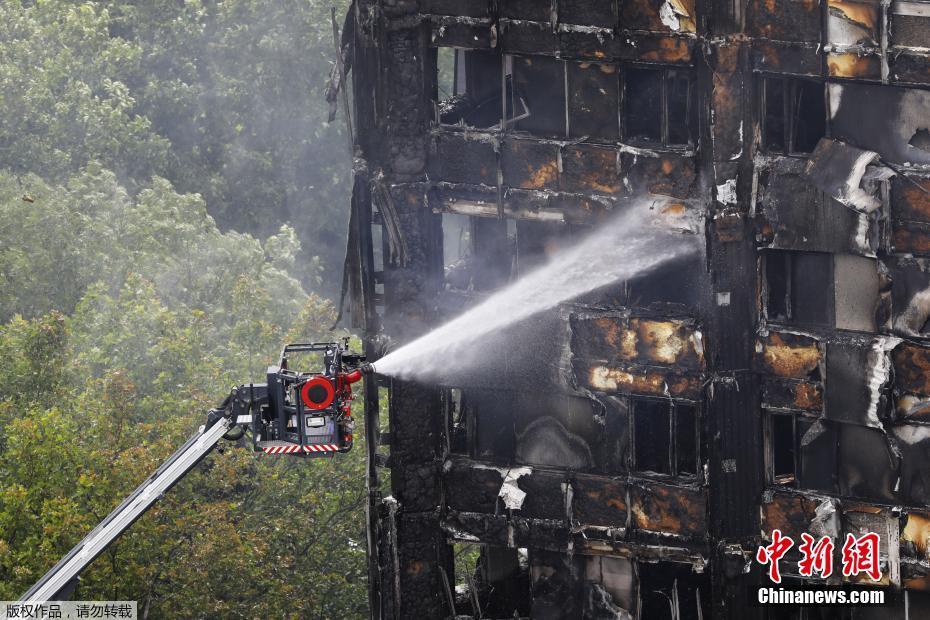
756,531 -> 882,583
798,533 -> 834,578
841,532 -> 881,582
756,529 -> 794,583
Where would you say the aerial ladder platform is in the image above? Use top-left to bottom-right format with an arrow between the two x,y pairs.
20,341 -> 372,602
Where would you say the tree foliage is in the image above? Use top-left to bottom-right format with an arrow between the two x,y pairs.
0,1 -> 367,615
0,171 -> 368,616
0,0 -> 351,294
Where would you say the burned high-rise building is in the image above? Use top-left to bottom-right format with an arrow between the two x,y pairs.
333,0 -> 930,617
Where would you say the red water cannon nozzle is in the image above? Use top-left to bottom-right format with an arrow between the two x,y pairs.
343,363 -> 374,385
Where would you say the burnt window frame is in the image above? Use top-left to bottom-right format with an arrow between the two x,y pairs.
444,387 -> 470,456
433,47 -> 509,130
762,249 -> 880,333
890,1 -> 930,50
759,75 -> 828,157
435,45 -> 459,101
431,46 -> 697,149
440,213 -> 514,293
630,397 -> 700,478
764,409 -> 834,491
621,64 -> 698,149
765,411 -> 800,487
762,249 -> 836,328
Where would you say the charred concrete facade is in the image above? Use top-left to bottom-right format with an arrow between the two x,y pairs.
334,0 -> 930,617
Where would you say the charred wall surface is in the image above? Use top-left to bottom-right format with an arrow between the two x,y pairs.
335,0 -> 930,617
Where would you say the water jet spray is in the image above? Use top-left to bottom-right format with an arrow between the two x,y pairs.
371,200 -> 701,382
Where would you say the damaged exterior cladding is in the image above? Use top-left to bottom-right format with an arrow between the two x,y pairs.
334,0 -> 930,617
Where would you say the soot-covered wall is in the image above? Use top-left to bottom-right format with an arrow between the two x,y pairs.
333,0 -> 930,617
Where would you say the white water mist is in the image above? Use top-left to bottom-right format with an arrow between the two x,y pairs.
373,200 -> 699,380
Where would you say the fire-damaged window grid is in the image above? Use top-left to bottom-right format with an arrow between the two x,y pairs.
354,3 -> 930,618
440,212 -> 516,292
765,411 -> 809,487
444,542 -> 709,618
762,250 -> 880,333
631,397 -> 700,478
760,76 -> 827,156
433,47 -> 697,149
823,0 -> 930,82
446,388 -> 701,478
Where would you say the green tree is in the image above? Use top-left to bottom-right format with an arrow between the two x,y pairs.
0,170 -> 367,617
0,0 -> 353,294
0,1 -> 170,185
0,1 -> 367,614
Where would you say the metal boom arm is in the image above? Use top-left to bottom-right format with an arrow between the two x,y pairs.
19,340 -> 368,602
20,412 -> 240,602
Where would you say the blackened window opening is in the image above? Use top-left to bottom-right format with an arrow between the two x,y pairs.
638,562 -> 710,620
764,250 -> 834,327
762,77 -> 826,155
442,213 -> 474,291
676,404 -> 698,475
632,399 -> 698,477
437,49 -> 504,129
446,388 -> 468,455
511,55 -> 566,137
623,66 -> 695,147
770,413 -> 797,486
568,61 -> 620,140
436,46 -> 457,101
435,50 -> 695,147
634,399 -> 671,474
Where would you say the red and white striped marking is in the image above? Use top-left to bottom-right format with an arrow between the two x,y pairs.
262,444 -> 304,454
261,443 -> 341,454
